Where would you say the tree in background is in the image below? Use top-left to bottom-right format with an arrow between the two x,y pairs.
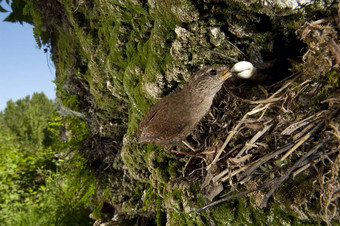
0,92 -> 95,225
3,92 -> 53,147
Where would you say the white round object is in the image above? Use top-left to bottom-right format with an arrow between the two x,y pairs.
231,61 -> 255,79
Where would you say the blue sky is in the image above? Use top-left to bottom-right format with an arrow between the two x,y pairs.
0,3 -> 56,111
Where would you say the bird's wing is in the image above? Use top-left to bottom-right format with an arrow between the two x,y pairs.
136,102 -> 160,139
137,92 -> 194,144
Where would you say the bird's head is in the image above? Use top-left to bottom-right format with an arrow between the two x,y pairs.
187,61 -> 256,96
189,66 -> 232,94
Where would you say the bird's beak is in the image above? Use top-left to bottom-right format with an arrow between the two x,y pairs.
220,69 -> 233,79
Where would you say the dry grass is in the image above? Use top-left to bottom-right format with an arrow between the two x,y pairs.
176,15 -> 340,222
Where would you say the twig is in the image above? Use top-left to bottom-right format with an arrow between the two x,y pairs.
218,143 -> 243,157
210,124 -> 272,183
182,140 -> 196,152
199,141 -> 334,212
236,124 -> 272,158
206,114 -> 247,170
292,163 -> 312,179
197,180 -> 275,213
228,92 -> 282,104
239,143 -> 294,184
281,114 -> 316,136
272,79 -> 294,97
326,123 -> 340,147
281,116 -> 329,161
321,98 -> 340,105
257,84 -> 269,97
293,122 -> 316,140
247,104 -> 269,116
220,165 -> 249,182
280,132 -> 311,161
212,163 -> 250,184
211,51 -> 240,63
182,156 -> 197,178
226,40 -> 248,59
260,142 -> 325,208
170,150 -> 203,158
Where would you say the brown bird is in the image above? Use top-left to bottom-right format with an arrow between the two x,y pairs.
137,66 -> 233,149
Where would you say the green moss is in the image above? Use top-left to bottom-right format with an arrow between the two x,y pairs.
143,183 -> 155,211
121,144 -> 151,182
211,201 -> 236,224
156,194 -> 165,226
250,32 -> 274,45
327,70 -> 339,87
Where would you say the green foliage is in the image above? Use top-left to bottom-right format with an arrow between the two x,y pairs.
14,159 -> 93,226
1,0 -> 54,48
2,0 -> 33,24
0,92 -> 96,225
0,129 -> 56,225
0,130 -> 24,224
4,92 -> 53,147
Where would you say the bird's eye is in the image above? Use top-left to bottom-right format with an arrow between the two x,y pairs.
210,69 -> 217,76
